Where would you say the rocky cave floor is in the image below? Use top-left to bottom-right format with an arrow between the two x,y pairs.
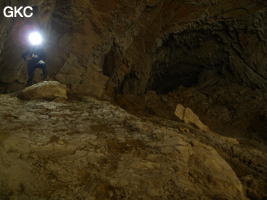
0,91 -> 266,200
117,81 -> 267,151
1,0 -> 267,199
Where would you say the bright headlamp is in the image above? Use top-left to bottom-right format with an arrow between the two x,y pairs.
28,31 -> 43,46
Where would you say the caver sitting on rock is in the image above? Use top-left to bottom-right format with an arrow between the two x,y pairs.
22,47 -> 47,86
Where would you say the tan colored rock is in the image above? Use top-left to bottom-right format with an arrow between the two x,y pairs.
0,95 -> 247,200
175,104 -> 209,131
18,81 -> 67,100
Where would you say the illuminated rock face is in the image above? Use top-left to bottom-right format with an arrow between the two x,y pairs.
0,95 -> 249,200
18,81 -> 67,100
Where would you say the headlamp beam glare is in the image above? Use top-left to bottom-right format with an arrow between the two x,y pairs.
28,32 -> 43,46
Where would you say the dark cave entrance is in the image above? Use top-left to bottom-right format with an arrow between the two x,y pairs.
148,63 -> 205,94
147,33 -> 229,94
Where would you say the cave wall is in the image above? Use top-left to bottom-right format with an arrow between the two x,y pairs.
147,10 -> 267,94
0,0 -> 267,98
111,0 -> 267,95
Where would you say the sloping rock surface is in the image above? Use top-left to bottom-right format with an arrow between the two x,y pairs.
0,95 -> 247,200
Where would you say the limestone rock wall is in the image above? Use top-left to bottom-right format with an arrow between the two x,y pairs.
0,0 -> 267,98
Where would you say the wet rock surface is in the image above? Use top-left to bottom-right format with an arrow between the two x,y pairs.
0,95 -> 253,200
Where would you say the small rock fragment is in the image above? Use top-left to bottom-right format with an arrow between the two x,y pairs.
175,104 -> 209,131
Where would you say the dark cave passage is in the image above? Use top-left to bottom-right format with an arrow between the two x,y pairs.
147,33 -> 229,94
148,63 -> 204,93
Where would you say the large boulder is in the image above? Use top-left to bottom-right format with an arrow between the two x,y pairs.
18,81 -> 67,100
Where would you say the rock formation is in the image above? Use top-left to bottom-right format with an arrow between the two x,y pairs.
17,81 -> 67,100
0,0 -> 266,96
0,95 -> 249,200
0,0 -> 267,199
175,104 -> 209,131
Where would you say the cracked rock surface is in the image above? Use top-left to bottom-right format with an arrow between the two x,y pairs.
0,95 -> 249,200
